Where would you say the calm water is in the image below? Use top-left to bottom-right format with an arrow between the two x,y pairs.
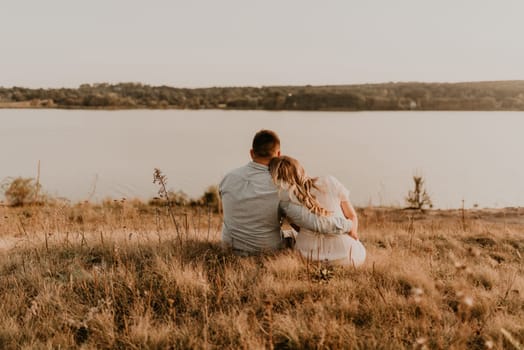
1,109 -> 523,208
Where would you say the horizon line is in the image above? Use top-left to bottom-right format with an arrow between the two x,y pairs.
3,79 -> 524,90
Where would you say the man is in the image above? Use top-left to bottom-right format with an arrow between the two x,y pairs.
219,129 -> 352,255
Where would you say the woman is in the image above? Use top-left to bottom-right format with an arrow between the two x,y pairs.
269,155 -> 366,267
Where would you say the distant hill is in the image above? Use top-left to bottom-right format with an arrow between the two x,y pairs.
1,81 -> 524,111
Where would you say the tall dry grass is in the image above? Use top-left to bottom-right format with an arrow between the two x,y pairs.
0,202 -> 523,349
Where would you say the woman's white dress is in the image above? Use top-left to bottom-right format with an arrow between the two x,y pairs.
292,175 -> 366,267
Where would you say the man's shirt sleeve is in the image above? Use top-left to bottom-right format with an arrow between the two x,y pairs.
279,201 -> 352,234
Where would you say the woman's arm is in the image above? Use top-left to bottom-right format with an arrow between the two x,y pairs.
341,200 -> 359,240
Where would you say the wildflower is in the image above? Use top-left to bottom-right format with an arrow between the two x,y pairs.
415,337 -> 427,345
462,295 -> 474,308
411,287 -> 424,303
454,261 -> 467,270
412,287 -> 424,296
414,337 -> 428,350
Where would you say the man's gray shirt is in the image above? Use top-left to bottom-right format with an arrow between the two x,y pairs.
219,161 -> 352,254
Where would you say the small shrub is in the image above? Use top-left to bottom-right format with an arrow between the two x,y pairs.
405,176 -> 432,210
200,186 -> 220,213
1,177 -> 41,207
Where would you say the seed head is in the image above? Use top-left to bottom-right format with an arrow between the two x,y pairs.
462,295 -> 474,308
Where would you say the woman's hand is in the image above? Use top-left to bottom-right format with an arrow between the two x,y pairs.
341,200 -> 359,240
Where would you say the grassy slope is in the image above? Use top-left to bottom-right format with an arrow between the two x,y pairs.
0,203 -> 523,349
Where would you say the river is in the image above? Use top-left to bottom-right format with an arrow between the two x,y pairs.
1,109 -> 522,208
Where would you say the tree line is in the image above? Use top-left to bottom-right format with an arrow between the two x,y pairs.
1,80 -> 524,111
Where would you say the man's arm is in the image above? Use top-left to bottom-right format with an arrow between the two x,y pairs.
280,201 -> 352,234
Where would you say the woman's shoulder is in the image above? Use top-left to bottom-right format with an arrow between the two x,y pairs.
316,175 -> 343,187
317,175 -> 350,198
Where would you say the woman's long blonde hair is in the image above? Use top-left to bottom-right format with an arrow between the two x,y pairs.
268,156 -> 330,216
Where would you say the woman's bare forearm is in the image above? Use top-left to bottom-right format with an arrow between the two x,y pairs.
341,201 -> 359,240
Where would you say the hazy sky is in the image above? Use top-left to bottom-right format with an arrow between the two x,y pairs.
1,0 -> 523,88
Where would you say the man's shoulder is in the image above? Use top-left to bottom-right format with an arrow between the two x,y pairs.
223,164 -> 249,180
220,164 -> 249,189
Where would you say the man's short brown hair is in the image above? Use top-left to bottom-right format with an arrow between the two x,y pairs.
252,130 -> 280,158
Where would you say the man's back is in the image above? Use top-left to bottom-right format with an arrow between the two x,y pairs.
220,162 -> 282,253
220,129 -> 352,255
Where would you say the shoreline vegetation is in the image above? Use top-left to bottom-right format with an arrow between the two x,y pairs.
0,202 -> 522,348
2,80 -> 524,111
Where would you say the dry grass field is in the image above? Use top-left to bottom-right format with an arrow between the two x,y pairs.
0,201 -> 522,349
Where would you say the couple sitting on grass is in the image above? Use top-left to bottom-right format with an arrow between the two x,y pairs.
220,129 -> 365,267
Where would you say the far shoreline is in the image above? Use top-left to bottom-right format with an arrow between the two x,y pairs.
2,80 -> 524,111
2,104 -> 524,113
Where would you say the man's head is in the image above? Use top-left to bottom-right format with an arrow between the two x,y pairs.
250,129 -> 281,164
